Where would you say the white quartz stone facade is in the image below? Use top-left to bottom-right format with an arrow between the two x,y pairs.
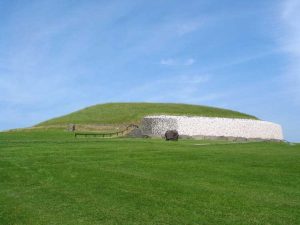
141,115 -> 284,140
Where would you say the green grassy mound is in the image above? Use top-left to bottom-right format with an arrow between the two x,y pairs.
0,130 -> 299,225
37,102 -> 257,127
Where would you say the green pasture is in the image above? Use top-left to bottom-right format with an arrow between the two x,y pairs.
0,130 -> 299,225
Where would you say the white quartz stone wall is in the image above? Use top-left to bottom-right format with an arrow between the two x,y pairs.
141,115 -> 284,140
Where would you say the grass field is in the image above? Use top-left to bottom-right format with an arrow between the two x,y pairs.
0,130 -> 299,225
37,103 -> 258,127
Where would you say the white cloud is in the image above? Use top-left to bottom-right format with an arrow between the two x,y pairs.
176,20 -> 202,36
184,58 -> 196,66
160,58 -> 176,66
160,58 -> 196,66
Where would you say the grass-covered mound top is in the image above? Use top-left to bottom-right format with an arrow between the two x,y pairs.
37,102 -> 258,126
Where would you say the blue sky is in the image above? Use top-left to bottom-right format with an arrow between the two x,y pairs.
0,0 -> 299,141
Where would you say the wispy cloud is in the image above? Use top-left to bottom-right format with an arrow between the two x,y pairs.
0,0 -> 298,141
122,74 -> 225,104
160,58 -> 195,66
280,0 -> 300,102
175,20 -> 202,36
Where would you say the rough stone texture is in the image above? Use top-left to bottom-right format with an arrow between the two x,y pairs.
126,128 -> 143,138
165,130 -> 179,141
141,115 -> 284,140
68,124 -> 76,132
142,117 -> 178,135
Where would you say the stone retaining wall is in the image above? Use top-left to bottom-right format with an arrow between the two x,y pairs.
141,115 -> 284,140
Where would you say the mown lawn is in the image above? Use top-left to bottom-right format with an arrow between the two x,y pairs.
0,131 -> 299,225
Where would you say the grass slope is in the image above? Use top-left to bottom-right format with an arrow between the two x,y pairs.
0,130 -> 299,225
38,102 -> 258,126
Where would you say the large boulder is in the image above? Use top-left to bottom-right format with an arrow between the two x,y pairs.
165,130 -> 179,141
